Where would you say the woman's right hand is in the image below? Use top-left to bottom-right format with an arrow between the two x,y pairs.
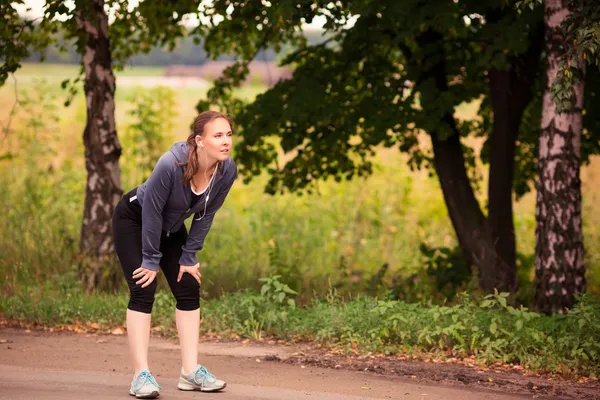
133,267 -> 158,288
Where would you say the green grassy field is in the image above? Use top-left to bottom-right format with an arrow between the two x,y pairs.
0,63 -> 598,303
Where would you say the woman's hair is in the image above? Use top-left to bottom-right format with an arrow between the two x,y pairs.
179,110 -> 234,186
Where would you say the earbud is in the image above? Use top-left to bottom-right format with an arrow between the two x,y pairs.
200,142 -> 204,148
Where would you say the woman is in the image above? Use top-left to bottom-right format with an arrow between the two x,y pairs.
112,111 -> 236,398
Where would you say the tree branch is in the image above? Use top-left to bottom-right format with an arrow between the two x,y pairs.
0,74 -> 21,141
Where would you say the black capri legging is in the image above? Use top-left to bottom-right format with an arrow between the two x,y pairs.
112,188 -> 200,314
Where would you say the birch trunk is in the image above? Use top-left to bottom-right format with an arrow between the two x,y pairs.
76,0 -> 122,292
535,0 -> 586,313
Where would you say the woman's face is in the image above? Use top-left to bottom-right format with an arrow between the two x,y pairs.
195,118 -> 233,164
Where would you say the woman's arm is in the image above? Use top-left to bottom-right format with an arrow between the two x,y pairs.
179,167 -> 236,267
141,153 -> 175,271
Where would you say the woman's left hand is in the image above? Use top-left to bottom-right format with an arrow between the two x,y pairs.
178,263 -> 201,285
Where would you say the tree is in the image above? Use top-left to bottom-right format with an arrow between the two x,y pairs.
197,0 -> 547,293
535,0 -> 586,313
71,0 -> 122,291
516,0 -> 599,312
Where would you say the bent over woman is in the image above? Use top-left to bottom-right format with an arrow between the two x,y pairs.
112,111 -> 236,398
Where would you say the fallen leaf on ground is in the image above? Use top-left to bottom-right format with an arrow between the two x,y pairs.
111,328 -> 124,335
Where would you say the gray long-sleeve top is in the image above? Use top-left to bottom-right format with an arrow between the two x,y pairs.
135,142 -> 237,270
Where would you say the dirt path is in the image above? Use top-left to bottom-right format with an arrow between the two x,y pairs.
0,328 -> 594,400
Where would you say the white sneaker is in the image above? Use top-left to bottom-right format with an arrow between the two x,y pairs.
178,365 -> 227,392
129,369 -> 161,399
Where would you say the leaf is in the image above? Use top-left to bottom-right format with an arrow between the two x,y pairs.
480,300 -> 494,308
515,319 -> 523,331
489,322 -> 497,335
277,292 -> 286,303
498,296 -> 507,308
283,286 -> 297,295
261,285 -> 269,296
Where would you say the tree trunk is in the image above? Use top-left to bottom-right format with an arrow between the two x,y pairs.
485,71 -> 520,292
484,22 -> 544,293
535,0 -> 585,314
76,0 -> 122,292
429,125 -> 489,268
424,26 -> 542,294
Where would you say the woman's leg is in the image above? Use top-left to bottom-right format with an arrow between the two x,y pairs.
175,308 -> 200,373
113,194 -> 158,375
159,228 -> 201,374
160,228 -> 226,392
125,309 -> 154,373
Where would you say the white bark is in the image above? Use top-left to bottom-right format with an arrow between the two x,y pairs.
535,0 -> 586,314
77,0 -> 122,291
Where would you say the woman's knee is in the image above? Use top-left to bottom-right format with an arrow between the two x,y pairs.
127,279 -> 158,314
173,275 -> 200,311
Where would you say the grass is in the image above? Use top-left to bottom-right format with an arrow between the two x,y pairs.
2,279 -> 599,377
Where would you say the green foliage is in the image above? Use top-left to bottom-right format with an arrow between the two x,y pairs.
198,276 -> 297,340
121,85 -> 176,189
0,80 -> 83,295
416,244 -> 472,302
259,275 -> 297,308
514,0 -> 543,12
516,0 -> 600,113
196,1 -> 551,199
0,2 -> 57,85
549,0 -> 600,113
0,2 -> 32,84
108,0 -> 201,67
197,1 -> 600,201
3,283 -> 599,376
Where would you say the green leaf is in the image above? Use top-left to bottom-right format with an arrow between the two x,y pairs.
499,297 -> 507,308
515,319 -> 523,331
260,285 -> 269,296
277,292 -> 286,303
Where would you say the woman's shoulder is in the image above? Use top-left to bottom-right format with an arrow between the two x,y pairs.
221,157 -> 237,181
167,141 -> 189,164
151,143 -> 187,175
